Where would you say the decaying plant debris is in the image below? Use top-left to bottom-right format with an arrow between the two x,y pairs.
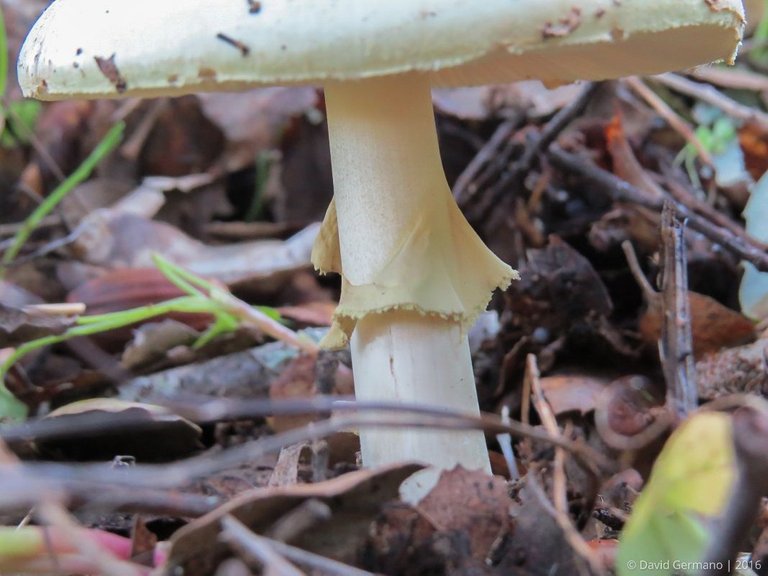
1,1 -> 768,575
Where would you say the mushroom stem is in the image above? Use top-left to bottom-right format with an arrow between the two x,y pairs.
352,310 -> 490,500
321,74 -> 510,499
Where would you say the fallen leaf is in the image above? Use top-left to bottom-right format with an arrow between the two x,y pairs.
417,467 -> 511,559
139,96 -> 224,176
37,398 -> 202,462
198,87 -> 317,172
276,302 -> 335,327
0,302 -> 75,348
69,210 -> 319,292
268,354 -> 317,433
540,373 -> 611,415
639,291 -> 755,358
121,320 -> 201,371
739,121 -> 768,182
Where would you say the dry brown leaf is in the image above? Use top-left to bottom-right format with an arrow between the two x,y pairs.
432,81 -> 583,120
417,467 -> 511,559
139,96 -> 225,176
37,398 -> 203,462
540,373 -> 612,416
0,302 -> 75,348
739,121 -> 768,182
605,113 -> 665,202
639,291 -> 755,358
268,354 -> 317,433
67,209 -> 318,292
276,302 -> 335,328
198,87 -> 317,172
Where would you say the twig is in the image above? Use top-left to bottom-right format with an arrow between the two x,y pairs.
221,515 -> 304,576
452,117 -> 519,204
266,499 -> 331,543
470,82 -> 602,222
547,145 -> 768,272
652,73 -> 768,131
120,99 -> 169,161
527,354 -> 557,435
620,241 -> 658,301
0,475 -> 219,517
662,177 -> 750,242
526,470 -> 605,576
214,291 -> 319,356
526,355 -> 606,576
0,215 -> 61,239
659,203 -> 697,421
690,67 -> 768,93
261,537 -> 376,576
224,515 -> 375,576
623,76 -> 713,166
0,398 -> 608,500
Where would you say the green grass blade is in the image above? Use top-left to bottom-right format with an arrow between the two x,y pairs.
2,121 -> 125,266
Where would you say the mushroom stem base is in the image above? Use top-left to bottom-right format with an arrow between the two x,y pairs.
351,310 -> 491,502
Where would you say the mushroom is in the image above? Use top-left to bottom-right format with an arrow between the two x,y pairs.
18,0 -> 744,499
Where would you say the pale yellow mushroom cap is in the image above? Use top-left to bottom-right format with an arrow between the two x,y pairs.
19,0 -> 744,100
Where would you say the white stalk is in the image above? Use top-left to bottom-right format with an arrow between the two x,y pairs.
352,311 -> 490,501
323,74 -> 498,501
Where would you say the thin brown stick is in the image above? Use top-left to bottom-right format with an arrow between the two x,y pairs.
225,515 -> 375,576
526,471 -> 603,576
548,145 -> 768,272
528,354 -> 557,435
652,73 -> 768,131
690,67 -> 768,93
214,290 -> 319,356
264,537 -> 376,576
0,215 -> 61,239
453,117 -> 519,204
1,399 -> 608,502
120,99 -> 169,161
0,475 -> 219,517
621,240 -> 658,301
221,515 -> 304,576
624,76 -> 712,166
659,203 -> 697,421
526,356 -> 606,576
470,82 -> 602,222
266,499 -> 331,543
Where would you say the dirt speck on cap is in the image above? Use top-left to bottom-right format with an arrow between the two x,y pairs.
541,7 -> 582,39
198,67 -> 217,81
94,54 -> 127,93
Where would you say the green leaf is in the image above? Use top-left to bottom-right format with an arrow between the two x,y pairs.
617,411 -> 736,575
